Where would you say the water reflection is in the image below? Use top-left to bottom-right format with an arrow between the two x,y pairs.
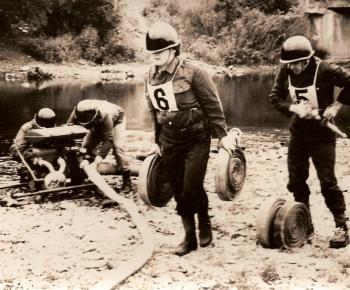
1,71 -> 349,137
213,72 -> 289,128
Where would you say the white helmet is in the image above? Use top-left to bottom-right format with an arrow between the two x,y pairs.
280,36 -> 314,63
146,22 -> 180,53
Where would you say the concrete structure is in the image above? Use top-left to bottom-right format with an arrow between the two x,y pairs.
302,0 -> 350,61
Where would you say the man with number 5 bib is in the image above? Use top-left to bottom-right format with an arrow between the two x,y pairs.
269,35 -> 350,248
143,22 -> 235,256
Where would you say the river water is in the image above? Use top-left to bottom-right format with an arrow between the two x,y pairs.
1,71 -> 349,137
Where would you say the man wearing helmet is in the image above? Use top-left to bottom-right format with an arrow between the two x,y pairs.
144,21 -> 235,256
269,35 -> 350,248
10,108 -> 56,161
67,99 -> 132,193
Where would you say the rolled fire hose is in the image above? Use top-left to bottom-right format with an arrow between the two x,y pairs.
273,201 -> 310,248
257,198 -> 310,249
256,197 -> 286,248
79,160 -> 154,290
215,128 -> 246,201
138,153 -> 173,207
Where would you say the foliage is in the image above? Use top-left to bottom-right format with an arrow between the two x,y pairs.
0,0 -> 119,38
104,29 -> 136,63
238,0 -> 298,14
1,0 -> 314,66
221,9 -> 311,66
21,35 -> 81,63
145,0 -> 311,66
74,27 -> 102,63
1,0 -> 136,64
20,26 -> 135,64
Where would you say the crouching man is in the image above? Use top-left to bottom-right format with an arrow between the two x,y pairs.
67,99 -> 132,192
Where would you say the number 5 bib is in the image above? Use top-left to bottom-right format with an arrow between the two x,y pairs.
288,60 -> 321,109
147,63 -> 182,112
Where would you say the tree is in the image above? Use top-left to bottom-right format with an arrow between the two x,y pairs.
0,0 -> 120,39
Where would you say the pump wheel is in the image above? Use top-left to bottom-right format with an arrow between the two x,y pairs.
274,201 -> 310,248
138,154 -> 173,207
215,147 -> 246,201
256,197 -> 286,248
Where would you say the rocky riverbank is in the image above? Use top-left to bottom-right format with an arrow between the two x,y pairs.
0,128 -> 350,289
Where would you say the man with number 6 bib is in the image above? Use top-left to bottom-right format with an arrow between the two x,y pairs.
143,22 -> 235,256
269,35 -> 350,248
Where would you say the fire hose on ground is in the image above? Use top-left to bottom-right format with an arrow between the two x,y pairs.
79,160 -> 154,290
3,125 -> 246,288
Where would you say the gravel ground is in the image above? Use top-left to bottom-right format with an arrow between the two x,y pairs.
0,128 -> 350,290
1,1 -> 350,288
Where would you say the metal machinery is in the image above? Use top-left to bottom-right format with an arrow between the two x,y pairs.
1,125 -> 246,206
0,125 -> 247,289
1,125 -> 123,199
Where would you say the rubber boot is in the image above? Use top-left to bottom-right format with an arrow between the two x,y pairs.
330,212 -> 349,248
175,215 -> 197,256
198,209 -> 213,247
329,225 -> 349,248
120,170 -> 132,193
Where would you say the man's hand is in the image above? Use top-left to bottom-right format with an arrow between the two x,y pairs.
218,135 -> 236,156
79,147 -> 87,154
322,101 -> 343,123
289,100 -> 313,119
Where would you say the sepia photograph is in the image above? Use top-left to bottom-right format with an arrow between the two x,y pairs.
0,0 -> 350,289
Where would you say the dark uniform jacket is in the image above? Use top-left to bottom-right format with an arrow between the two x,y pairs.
9,119 -> 42,158
144,56 -> 227,145
67,100 -> 124,158
269,56 -> 350,139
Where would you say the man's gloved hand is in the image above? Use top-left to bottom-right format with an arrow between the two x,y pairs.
218,135 -> 236,156
289,100 -> 314,119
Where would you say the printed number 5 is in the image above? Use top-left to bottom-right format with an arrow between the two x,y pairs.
295,89 -> 308,102
154,88 -> 169,110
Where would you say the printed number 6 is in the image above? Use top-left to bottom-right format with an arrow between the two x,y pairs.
154,88 -> 169,110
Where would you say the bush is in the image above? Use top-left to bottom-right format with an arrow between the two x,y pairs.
21,35 -> 81,63
20,25 -> 136,64
103,31 -> 136,63
74,27 -> 102,63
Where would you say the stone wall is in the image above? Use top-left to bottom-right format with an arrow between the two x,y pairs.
301,0 -> 350,62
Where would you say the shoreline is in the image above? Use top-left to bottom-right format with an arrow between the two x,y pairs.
0,56 -> 277,84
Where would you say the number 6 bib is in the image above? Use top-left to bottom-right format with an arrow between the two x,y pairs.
148,81 -> 179,111
147,63 -> 182,112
